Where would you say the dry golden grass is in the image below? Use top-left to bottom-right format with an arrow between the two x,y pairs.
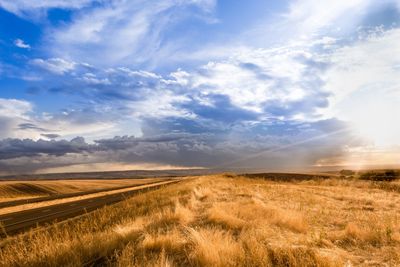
0,174 -> 399,266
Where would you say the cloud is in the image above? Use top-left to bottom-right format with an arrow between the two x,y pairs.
0,98 -> 34,139
4,26 -> 396,173
0,0 -> 95,18
2,1 -> 400,174
0,137 -> 91,160
168,44 -> 331,120
14,38 -> 31,49
80,73 -> 111,85
0,118 -> 353,174
44,0 -> 217,66
18,123 -> 49,132
0,98 -> 32,117
30,58 -> 76,75
41,133 -> 61,139
243,0 -> 400,53
324,27 -> 400,147
181,94 -> 258,123
38,162 -> 196,175
1,93 -> 344,171
28,65 -> 194,120
0,97 -> 121,141
283,0 -> 370,36
26,39 -> 333,125
35,107 -> 121,140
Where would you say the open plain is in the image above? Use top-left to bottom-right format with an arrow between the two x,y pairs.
0,173 -> 399,266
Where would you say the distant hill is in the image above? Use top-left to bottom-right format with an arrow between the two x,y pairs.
0,169 -> 216,181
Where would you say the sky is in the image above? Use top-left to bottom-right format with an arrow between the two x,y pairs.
0,0 -> 400,175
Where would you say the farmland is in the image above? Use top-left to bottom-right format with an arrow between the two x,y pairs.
1,173 -> 399,266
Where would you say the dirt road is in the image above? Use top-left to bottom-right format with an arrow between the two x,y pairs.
0,179 -> 179,237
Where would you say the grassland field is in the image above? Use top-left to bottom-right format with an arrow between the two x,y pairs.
0,173 -> 399,266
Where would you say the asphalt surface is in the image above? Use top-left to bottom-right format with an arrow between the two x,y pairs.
0,179 -> 179,237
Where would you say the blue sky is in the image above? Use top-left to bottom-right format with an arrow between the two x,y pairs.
0,0 -> 400,174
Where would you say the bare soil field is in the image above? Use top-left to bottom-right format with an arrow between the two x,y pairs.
0,169 -> 211,181
0,174 -> 399,266
0,178 -> 164,203
0,178 -> 173,216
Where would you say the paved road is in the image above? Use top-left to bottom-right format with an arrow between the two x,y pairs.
0,179 -> 179,237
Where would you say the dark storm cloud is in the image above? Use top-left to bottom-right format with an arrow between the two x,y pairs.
94,133 -> 192,150
0,117 -> 353,174
0,137 -> 91,160
106,118 -> 352,169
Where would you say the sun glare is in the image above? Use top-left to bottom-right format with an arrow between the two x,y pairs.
352,109 -> 398,147
342,93 -> 400,148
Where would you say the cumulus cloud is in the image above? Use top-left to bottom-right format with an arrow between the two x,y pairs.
177,45 -> 330,119
14,38 -> 30,49
30,58 -> 76,75
25,41 -> 333,125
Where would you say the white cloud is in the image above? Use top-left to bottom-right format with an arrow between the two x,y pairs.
167,69 -> 190,86
14,38 -> 30,49
117,67 -> 161,79
44,119 -> 117,140
80,72 -> 111,85
127,89 -> 193,119
46,0 -> 217,66
174,44 -> 328,119
30,58 -> 76,75
0,0 -> 95,17
0,98 -> 32,117
324,27 -> 400,147
0,98 -> 34,139
284,0 -> 370,36
244,0 -> 400,52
